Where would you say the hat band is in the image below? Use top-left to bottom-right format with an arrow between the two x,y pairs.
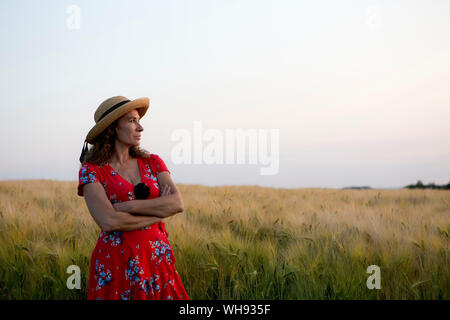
97,99 -> 131,122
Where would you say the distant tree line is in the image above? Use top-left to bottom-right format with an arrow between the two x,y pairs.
342,186 -> 372,190
404,180 -> 450,190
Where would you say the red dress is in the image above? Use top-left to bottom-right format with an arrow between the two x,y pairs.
77,154 -> 189,300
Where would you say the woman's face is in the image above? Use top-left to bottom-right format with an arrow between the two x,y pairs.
115,109 -> 144,147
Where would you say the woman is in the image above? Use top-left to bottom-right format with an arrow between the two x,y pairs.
77,96 -> 189,300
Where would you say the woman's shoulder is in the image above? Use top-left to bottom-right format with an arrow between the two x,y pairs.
77,162 -> 108,196
143,153 -> 170,174
79,161 -> 109,181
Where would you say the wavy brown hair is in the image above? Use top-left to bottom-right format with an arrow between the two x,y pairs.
80,120 -> 150,166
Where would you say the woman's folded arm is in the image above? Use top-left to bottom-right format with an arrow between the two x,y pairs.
114,172 -> 184,218
82,181 -> 163,232
105,210 -> 163,232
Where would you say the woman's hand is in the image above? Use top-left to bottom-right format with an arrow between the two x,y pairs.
112,201 -> 131,212
160,184 -> 171,197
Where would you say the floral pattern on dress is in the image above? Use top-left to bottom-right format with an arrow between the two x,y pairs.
126,256 -> 145,283
102,231 -> 123,246
149,239 -> 173,266
79,164 -> 99,185
120,289 -> 133,300
127,191 -> 135,201
94,259 -> 112,290
141,273 -> 160,295
144,162 -> 159,183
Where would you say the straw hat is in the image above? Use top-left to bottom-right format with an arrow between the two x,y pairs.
79,96 -> 150,163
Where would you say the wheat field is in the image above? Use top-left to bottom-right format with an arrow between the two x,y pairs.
0,180 -> 448,299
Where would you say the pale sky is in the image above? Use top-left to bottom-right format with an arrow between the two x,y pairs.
0,0 -> 449,189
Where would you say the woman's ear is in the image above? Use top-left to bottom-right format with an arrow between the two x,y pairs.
112,120 -> 119,134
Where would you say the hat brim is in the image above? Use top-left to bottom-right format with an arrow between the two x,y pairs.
86,97 -> 149,143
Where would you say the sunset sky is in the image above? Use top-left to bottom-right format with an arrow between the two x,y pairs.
0,0 -> 449,188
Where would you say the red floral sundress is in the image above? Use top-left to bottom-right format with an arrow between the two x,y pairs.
77,154 -> 189,300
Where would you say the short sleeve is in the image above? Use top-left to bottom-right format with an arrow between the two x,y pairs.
77,163 -> 102,196
150,154 -> 171,175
